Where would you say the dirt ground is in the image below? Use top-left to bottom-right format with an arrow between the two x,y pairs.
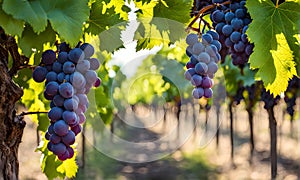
18,101 -> 300,180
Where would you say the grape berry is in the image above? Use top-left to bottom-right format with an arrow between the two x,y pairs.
32,42 -> 101,161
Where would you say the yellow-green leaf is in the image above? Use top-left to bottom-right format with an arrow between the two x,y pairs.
246,0 -> 300,96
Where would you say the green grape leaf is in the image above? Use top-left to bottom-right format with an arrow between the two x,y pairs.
37,114 -> 49,132
240,66 -> 256,87
99,25 -> 124,52
44,0 -> 89,47
56,153 -> 78,178
153,0 -> 191,23
0,8 -> 24,36
87,1 -> 124,35
41,153 -> 64,180
2,0 -> 47,33
107,0 -> 130,20
39,136 -> 78,180
19,24 -> 56,57
246,0 -> 300,96
134,0 -> 157,18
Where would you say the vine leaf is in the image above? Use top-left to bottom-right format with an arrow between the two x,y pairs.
0,8 -> 24,36
153,0 -> 191,23
246,0 -> 300,96
87,1 -> 124,35
133,0 -> 189,50
2,0 -> 47,33
44,0 -> 90,47
19,24 -> 56,57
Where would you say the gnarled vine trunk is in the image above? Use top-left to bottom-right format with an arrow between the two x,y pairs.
0,28 -> 27,180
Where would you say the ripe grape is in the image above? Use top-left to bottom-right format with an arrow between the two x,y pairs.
48,107 -> 63,122
32,66 -> 48,82
46,71 -> 57,82
68,48 -> 84,63
42,50 -> 56,65
63,61 -> 75,74
59,82 -> 74,98
53,120 -> 69,136
186,33 -> 198,46
62,130 -> 76,146
32,42 -> 101,161
80,43 -> 94,58
192,87 -> 204,99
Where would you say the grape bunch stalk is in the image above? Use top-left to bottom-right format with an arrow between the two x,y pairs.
184,31 -> 221,99
32,42 -> 101,161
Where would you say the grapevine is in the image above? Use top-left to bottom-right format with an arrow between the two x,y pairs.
32,42 -> 101,161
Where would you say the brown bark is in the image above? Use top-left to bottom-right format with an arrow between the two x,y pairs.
0,27 -> 27,180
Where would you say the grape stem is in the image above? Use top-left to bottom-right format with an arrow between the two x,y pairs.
18,111 -> 48,117
17,64 -> 37,70
186,0 -> 231,33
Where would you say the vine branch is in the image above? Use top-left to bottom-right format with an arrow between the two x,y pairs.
17,111 -> 48,117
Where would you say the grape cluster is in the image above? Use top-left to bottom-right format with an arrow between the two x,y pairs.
284,77 -> 300,117
32,42 -> 101,161
211,0 -> 254,66
185,31 -> 221,99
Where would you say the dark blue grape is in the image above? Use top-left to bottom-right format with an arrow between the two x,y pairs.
211,40 -> 222,52
32,66 -> 48,83
62,130 -> 75,146
68,48 -> 84,63
215,22 -> 225,34
192,87 -> 204,99
58,51 -> 68,63
234,41 -> 245,52
186,33 -> 198,46
222,25 -> 233,36
241,34 -> 248,43
50,133 -> 61,144
225,38 -> 233,48
235,9 -> 245,18
231,18 -> 243,31
42,50 -> 56,65
45,81 -> 59,96
48,107 -> 63,122
184,68 -> 196,81
59,82 -> 74,98
195,62 -> 208,75
62,111 -> 78,125
204,88 -> 213,98
225,12 -> 235,22
211,10 -> 224,23
53,120 -> 69,136
52,143 -> 67,156
230,31 -> 241,43
206,30 -> 219,40
46,71 -> 57,82
57,72 -> 65,83
202,33 -> 213,45
63,61 -> 75,74
52,62 -> 62,73
191,74 -> 203,86
80,43 -> 94,58
53,95 -> 65,107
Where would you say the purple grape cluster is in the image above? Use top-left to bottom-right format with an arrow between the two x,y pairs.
32,42 -> 101,161
211,0 -> 254,66
185,31 -> 221,99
